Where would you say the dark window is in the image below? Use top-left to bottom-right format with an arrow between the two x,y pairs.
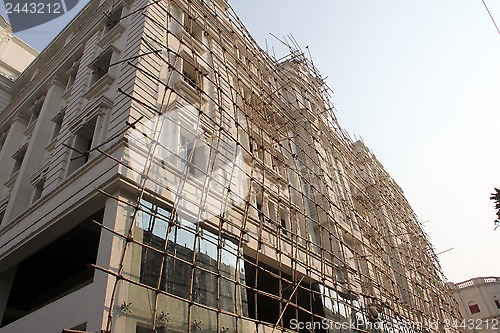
11,145 -> 27,176
244,257 -> 326,332
66,63 -> 79,90
67,116 -> 97,175
256,201 -> 264,223
103,6 -> 122,35
495,300 -> 500,309
0,130 -> 7,151
89,49 -> 113,86
184,16 -> 202,42
28,101 -> 43,126
278,208 -> 288,236
32,177 -> 45,203
176,6 -> 202,43
182,60 -> 199,89
469,303 -> 480,314
1,210 -> 103,327
280,217 -> 288,235
51,110 -> 65,141
69,323 -> 87,331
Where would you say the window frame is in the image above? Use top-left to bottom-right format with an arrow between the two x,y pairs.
468,303 -> 480,314
66,116 -> 99,176
11,144 -> 28,176
88,48 -> 114,87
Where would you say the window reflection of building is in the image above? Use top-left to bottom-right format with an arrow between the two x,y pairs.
136,200 -> 247,317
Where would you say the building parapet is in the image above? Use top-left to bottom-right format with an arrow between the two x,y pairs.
450,277 -> 500,290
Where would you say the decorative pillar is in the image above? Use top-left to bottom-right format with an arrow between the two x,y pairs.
3,78 -> 65,223
0,116 -> 28,199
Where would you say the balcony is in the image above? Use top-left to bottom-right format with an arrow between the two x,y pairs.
97,22 -> 125,50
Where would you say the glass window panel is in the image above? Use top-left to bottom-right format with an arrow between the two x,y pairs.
138,199 -> 246,316
140,245 -> 162,288
320,285 -> 333,312
220,278 -> 236,313
221,243 -> 238,277
172,224 -> 195,251
164,256 -> 191,300
193,267 -> 217,308
338,302 -> 349,321
197,230 -> 218,262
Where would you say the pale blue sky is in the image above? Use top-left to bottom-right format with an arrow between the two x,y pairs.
2,0 -> 499,282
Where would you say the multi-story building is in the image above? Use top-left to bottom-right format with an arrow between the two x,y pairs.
0,0 -> 460,332
448,277 -> 500,333
0,15 -> 38,112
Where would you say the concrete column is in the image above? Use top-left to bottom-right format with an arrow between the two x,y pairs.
3,78 -> 65,223
87,190 -> 136,333
0,265 -> 17,326
107,49 -> 121,86
0,117 -> 27,198
476,279 -> 495,318
88,110 -> 108,161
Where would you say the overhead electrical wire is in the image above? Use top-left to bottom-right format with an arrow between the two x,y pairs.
481,0 -> 500,36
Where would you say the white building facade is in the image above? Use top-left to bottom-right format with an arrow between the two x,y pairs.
448,277 -> 500,333
0,16 -> 38,113
0,0 -> 460,332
